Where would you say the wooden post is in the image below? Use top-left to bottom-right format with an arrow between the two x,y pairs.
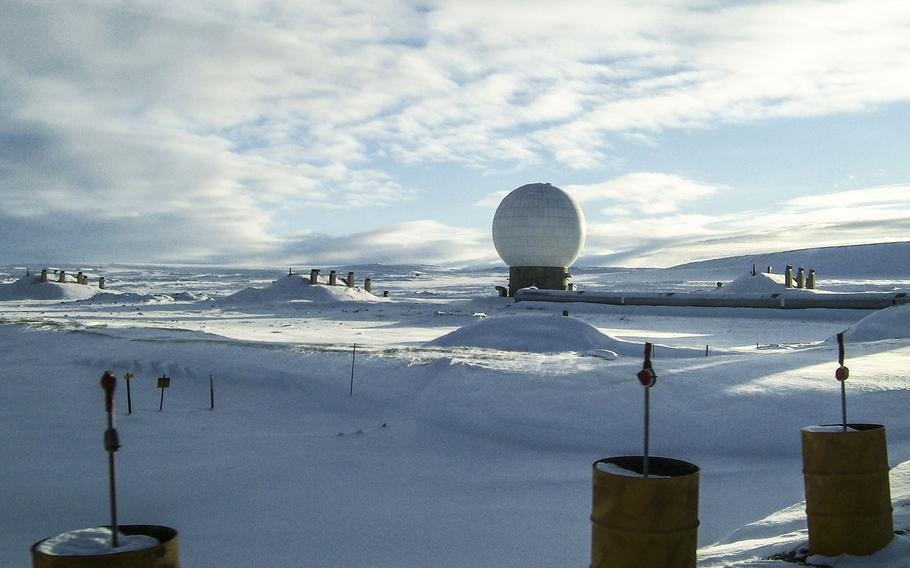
124,373 -> 133,415
157,375 -> 170,411
349,343 -> 356,397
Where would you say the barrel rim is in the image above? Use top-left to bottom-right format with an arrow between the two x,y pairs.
30,524 -> 177,559
801,423 -> 885,433
594,455 -> 699,478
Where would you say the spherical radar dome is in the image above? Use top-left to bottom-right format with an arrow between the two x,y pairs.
492,182 -> 586,267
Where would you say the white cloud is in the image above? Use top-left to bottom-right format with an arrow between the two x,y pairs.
580,184 -> 910,267
566,173 -> 724,214
473,191 -> 510,208
278,220 -> 495,266
2,1 -> 910,263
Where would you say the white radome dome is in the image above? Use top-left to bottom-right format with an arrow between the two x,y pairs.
492,182 -> 586,267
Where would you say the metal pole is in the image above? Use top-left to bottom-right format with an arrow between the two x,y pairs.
349,343 -> 356,397
210,374 -> 215,410
636,342 -> 656,478
107,411 -> 119,547
837,332 -> 848,432
841,381 -> 847,432
159,386 -> 164,411
643,387 -> 650,478
101,372 -> 120,548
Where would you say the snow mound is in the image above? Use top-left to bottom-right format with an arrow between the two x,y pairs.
75,291 -> 213,305
715,272 -> 828,295
841,304 -> 910,342
221,275 -> 383,305
171,291 -> 212,302
427,314 -> 703,356
0,276 -> 101,301
715,273 -> 787,294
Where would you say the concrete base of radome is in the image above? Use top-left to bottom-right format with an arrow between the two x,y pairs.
508,266 -> 568,296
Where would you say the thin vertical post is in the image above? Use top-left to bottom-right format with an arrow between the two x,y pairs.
159,386 -> 165,411
124,373 -> 132,415
643,387 -> 650,477
101,372 -> 120,548
636,342 -> 656,478
349,343 -> 356,397
210,374 -> 215,410
837,332 -> 848,432
841,382 -> 847,432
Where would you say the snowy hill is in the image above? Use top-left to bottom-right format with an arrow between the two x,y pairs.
668,241 -> 910,279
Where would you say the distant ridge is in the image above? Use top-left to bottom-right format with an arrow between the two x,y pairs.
669,241 -> 910,278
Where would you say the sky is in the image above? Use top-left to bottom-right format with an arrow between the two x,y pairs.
2,0 -> 910,268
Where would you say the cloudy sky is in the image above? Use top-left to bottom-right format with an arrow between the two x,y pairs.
2,0 -> 909,267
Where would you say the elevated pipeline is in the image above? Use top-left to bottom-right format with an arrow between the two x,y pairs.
514,289 -> 909,310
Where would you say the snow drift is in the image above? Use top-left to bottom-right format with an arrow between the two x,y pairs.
0,276 -> 100,301
221,274 -> 384,305
74,291 -> 213,305
843,304 -> 910,342
427,314 -> 704,356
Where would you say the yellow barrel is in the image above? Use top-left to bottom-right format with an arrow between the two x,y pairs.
591,456 -> 699,568
801,424 -> 893,556
31,525 -> 179,568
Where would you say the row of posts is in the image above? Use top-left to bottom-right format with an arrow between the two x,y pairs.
784,265 -> 817,289
754,264 -> 818,289
38,268 -> 105,289
304,269 -> 372,293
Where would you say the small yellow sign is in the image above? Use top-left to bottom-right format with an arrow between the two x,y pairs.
157,376 -> 171,388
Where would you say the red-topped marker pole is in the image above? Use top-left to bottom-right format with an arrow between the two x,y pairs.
835,332 -> 850,432
636,342 -> 657,477
100,371 -> 121,548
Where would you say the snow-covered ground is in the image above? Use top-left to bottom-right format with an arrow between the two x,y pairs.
2,257 -> 910,566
